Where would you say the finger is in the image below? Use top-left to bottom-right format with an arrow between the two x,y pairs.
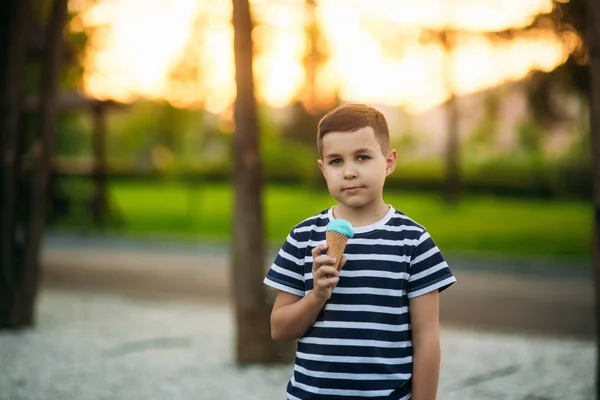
337,255 -> 347,271
313,266 -> 337,282
315,255 -> 337,267
311,244 -> 327,260
317,276 -> 339,288
315,265 -> 338,278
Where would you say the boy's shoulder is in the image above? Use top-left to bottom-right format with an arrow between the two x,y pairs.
389,208 -> 426,231
290,208 -> 330,235
380,208 -> 428,242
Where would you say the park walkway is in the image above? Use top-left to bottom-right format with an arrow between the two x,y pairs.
41,232 -> 595,339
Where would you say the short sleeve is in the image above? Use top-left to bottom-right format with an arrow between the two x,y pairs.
263,228 -> 306,297
407,231 -> 456,299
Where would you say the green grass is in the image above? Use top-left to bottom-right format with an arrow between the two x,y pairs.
81,180 -> 592,261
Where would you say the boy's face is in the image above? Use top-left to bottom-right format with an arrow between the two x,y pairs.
318,126 -> 396,213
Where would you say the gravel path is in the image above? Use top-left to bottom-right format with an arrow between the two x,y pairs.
0,288 -> 594,400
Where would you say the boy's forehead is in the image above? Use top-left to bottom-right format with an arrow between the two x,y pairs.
321,126 -> 379,155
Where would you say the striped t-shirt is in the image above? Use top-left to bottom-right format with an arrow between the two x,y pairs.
264,205 -> 456,400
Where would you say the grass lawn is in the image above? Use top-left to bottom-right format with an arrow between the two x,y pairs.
87,180 -> 594,262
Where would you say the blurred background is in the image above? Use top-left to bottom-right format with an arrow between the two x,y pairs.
54,0 -> 591,259
0,0 -> 598,399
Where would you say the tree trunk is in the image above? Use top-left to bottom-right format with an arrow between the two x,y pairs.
444,92 -> 460,204
441,30 -> 460,204
91,102 -> 109,227
231,0 -> 293,364
0,0 -> 31,328
302,0 -> 325,114
19,0 -> 68,327
588,0 -> 600,396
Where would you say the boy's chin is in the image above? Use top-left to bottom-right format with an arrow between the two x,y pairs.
333,197 -> 370,210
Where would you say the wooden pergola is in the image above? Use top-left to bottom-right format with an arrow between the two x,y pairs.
23,91 -> 128,226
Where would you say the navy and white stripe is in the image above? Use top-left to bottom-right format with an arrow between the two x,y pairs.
264,206 -> 456,399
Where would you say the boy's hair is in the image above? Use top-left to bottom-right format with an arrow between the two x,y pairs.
317,103 -> 390,157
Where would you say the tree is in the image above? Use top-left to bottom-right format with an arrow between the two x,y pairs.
301,0 -> 329,115
0,0 -> 68,328
0,0 -> 31,328
231,0 -> 293,364
440,30 -> 460,205
283,0 -> 332,148
587,0 -> 600,396
424,0 -> 588,203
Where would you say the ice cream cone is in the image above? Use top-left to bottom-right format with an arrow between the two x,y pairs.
326,230 -> 349,271
325,218 -> 354,271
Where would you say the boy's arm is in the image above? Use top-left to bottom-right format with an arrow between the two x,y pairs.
270,290 -> 327,342
270,244 -> 345,342
409,290 -> 441,400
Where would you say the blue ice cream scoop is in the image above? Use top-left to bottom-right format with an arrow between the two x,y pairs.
326,218 -> 354,238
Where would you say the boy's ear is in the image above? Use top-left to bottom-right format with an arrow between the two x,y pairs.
317,159 -> 325,174
386,149 -> 397,176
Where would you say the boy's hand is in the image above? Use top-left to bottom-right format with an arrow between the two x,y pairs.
311,244 -> 347,301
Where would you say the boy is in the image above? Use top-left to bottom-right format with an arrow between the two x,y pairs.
264,103 -> 456,399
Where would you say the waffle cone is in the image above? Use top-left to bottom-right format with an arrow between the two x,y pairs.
326,230 -> 349,271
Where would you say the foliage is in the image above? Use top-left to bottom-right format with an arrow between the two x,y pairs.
105,101 -> 205,175
515,119 -> 545,157
55,113 -> 90,156
525,0 -> 588,124
52,180 -> 592,261
54,80 -> 592,199
262,135 -> 317,183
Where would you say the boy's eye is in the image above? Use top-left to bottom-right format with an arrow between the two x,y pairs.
329,159 -> 342,165
357,155 -> 371,161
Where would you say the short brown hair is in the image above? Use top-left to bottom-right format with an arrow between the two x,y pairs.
317,103 -> 390,157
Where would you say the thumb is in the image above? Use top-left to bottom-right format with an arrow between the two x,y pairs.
337,255 -> 347,271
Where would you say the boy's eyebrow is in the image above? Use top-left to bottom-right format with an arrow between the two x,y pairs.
354,148 -> 374,154
324,148 -> 375,159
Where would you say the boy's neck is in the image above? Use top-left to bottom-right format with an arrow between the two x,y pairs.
332,200 -> 390,228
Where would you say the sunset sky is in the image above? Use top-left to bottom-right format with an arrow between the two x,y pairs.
69,0 -> 581,114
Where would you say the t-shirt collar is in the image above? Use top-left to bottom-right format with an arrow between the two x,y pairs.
327,205 -> 395,235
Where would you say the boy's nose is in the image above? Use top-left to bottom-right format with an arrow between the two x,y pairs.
343,168 -> 358,179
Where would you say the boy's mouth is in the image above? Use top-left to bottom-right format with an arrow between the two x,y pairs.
342,186 -> 364,193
